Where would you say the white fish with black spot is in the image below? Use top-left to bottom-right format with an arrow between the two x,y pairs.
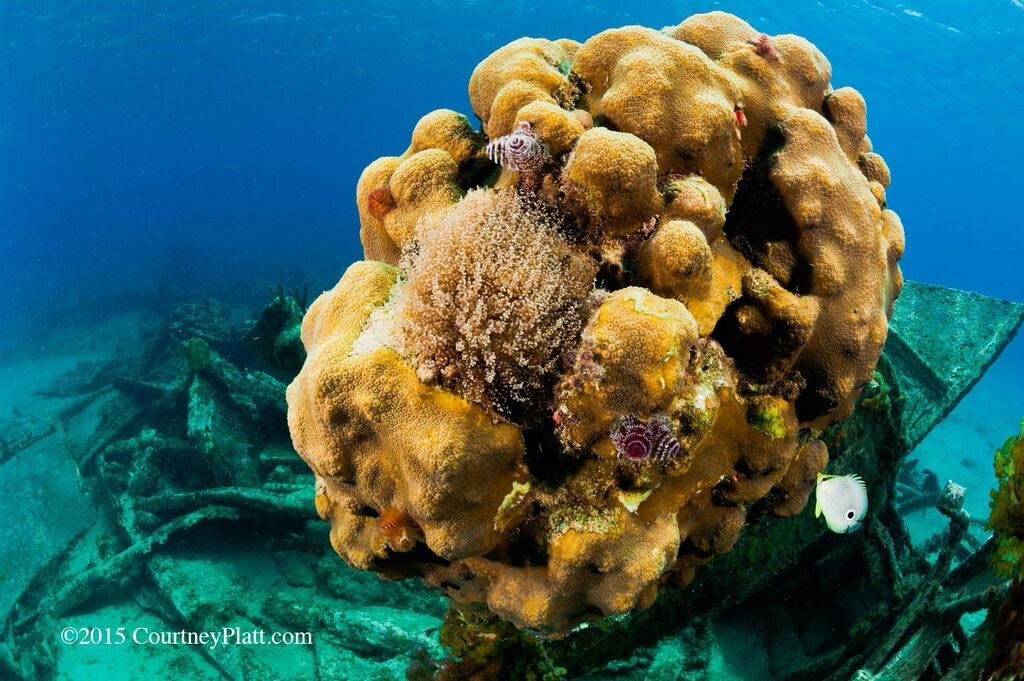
815,473 -> 868,534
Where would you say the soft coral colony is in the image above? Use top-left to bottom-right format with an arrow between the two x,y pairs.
286,11 -> 905,634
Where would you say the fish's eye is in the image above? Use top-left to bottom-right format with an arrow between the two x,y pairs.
846,510 -> 855,520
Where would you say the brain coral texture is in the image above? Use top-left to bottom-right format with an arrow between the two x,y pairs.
287,11 -> 905,635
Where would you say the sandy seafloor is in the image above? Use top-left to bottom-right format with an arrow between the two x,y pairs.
0,306 -> 1020,680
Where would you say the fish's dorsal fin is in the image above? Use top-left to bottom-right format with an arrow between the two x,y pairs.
814,473 -> 829,518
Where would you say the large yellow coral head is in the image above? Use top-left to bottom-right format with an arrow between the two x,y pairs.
287,11 -> 904,635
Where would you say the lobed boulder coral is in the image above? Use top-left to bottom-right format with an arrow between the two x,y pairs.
288,12 -> 904,635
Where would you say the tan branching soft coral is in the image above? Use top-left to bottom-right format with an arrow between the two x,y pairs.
288,11 -> 904,636
395,189 -> 596,420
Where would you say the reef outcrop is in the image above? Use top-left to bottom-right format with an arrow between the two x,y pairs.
287,11 -> 904,634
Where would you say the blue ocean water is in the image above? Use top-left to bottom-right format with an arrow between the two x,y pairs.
1,3 -> 1024,679
1,0 -> 1022,349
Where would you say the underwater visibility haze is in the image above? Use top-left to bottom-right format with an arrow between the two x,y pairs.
1,1 -> 1024,680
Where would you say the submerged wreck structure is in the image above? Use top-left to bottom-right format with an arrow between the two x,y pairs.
0,11 -> 1022,681
0,284 -> 1020,680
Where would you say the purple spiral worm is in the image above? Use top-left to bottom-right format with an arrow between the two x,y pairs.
610,414 -> 681,463
486,121 -> 550,172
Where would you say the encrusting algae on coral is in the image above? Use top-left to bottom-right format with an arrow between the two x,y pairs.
287,11 -> 904,635
990,420 -> 1024,575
